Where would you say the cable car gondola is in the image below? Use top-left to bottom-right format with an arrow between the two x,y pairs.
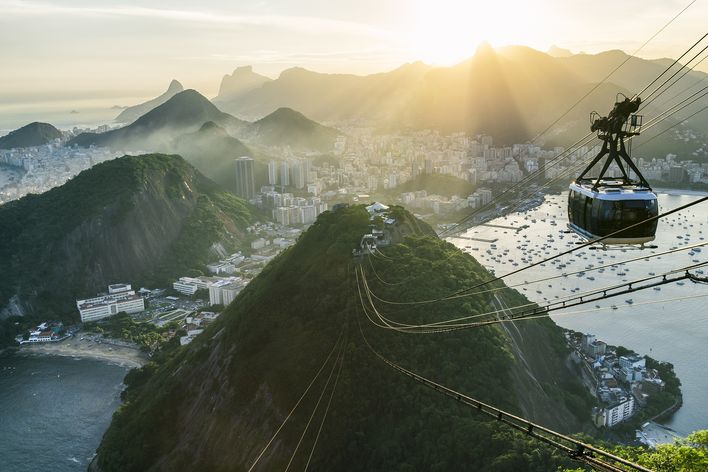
568,95 -> 658,246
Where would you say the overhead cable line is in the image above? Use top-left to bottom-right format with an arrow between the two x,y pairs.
284,330 -> 347,472
636,104 -> 708,149
303,337 -> 347,472
358,262 -> 707,333
639,48 -> 708,111
365,241 -> 708,305
247,328 -> 344,472
635,31 -> 708,98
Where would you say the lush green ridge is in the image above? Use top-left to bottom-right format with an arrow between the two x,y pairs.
250,107 -> 340,151
0,153 -> 256,324
93,205 -> 593,471
0,122 -> 62,149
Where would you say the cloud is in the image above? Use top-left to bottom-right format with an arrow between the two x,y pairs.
0,0 -> 396,39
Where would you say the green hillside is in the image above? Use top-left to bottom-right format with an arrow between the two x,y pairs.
92,205 -> 594,471
250,107 -> 340,152
0,122 -> 62,149
0,153 -> 257,320
68,90 -> 248,150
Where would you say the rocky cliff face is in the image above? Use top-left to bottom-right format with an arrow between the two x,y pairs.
0,154 -> 256,318
92,206 -> 592,471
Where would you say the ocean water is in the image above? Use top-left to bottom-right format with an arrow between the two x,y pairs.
449,192 -> 708,436
0,353 -> 129,472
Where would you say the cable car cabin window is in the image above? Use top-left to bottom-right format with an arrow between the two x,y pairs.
596,199 -> 658,237
568,190 -> 586,226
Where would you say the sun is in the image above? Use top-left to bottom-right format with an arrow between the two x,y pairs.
409,0 -> 546,65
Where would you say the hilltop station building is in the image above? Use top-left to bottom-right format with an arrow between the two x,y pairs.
76,284 -> 145,322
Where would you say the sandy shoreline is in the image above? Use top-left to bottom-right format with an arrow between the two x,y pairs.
17,336 -> 148,368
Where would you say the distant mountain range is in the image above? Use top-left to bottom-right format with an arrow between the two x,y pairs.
215,45 -> 708,147
0,122 -> 61,149
0,154 -> 256,317
115,80 -> 184,124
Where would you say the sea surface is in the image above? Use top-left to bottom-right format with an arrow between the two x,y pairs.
0,353 -> 129,472
449,192 -> 708,436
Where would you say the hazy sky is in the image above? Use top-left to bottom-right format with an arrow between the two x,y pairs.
1,0 -> 706,105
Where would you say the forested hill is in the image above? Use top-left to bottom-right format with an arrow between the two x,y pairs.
0,153 -> 256,319
92,205 -> 596,471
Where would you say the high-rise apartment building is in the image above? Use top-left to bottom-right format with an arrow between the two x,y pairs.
234,156 -> 255,200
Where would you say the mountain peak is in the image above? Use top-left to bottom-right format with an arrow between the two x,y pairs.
167,79 -> 184,93
252,107 -> 340,151
115,80 -> 186,124
548,45 -> 573,57
214,66 -> 272,102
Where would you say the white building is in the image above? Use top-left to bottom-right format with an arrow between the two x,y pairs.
173,277 -> 214,295
27,330 -> 53,342
605,396 -> 636,427
208,277 -> 244,306
108,283 -> 132,294
76,286 -> 145,322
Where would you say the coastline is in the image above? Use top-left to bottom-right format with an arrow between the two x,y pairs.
16,336 -> 148,368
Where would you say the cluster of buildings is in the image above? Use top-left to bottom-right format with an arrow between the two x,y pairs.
16,321 -> 68,344
635,154 -> 708,185
258,187 -> 329,225
398,188 -> 494,216
569,332 -> 667,428
179,311 -> 219,346
173,275 -> 246,306
76,284 -> 146,323
0,142 -> 126,204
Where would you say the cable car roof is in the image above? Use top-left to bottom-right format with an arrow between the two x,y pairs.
569,182 -> 657,201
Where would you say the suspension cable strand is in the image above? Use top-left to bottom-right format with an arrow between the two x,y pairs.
360,261 -> 706,333
355,309 -> 653,472
367,254 -> 406,286
654,66 -> 708,110
359,263 -> 708,334
636,104 -> 708,149
247,328 -> 344,472
365,240 -> 708,306
640,49 -> 708,111
635,31 -> 708,98
303,334 -> 348,472
640,41 -> 708,108
284,330 -> 347,472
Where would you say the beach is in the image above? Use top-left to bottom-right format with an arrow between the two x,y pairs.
18,336 -> 148,368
